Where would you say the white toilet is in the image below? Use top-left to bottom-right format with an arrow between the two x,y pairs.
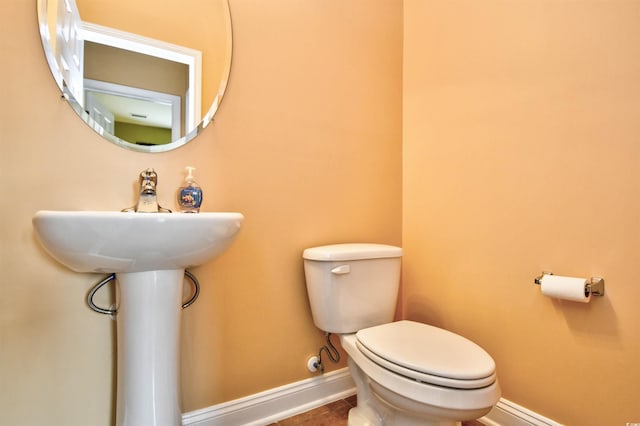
303,243 -> 500,426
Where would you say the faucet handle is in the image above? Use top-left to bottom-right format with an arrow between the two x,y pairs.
139,168 -> 158,194
140,168 -> 158,183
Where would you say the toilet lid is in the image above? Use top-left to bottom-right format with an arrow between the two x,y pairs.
356,320 -> 496,389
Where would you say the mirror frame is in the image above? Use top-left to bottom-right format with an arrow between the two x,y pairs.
36,0 -> 233,153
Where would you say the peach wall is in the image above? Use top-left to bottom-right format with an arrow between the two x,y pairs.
0,1 -> 402,425
403,1 -> 640,424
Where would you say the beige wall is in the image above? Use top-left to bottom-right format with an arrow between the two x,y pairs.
84,42 -> 189,99
5,1 -> 640,425
0,1 -> 402,425
404,0 -> 640,424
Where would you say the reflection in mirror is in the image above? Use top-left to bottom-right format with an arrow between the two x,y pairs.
36,0 -> 232,152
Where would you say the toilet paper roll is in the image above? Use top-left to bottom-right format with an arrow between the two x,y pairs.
540,275 -> 591,303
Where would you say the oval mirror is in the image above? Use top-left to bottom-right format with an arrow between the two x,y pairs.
36,0 -> 232,152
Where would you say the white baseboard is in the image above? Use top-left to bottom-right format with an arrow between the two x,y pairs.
481,398 -> 563,426
182,369 -> 560,426
182,368 -> 356,426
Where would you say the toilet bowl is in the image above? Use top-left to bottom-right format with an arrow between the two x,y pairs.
303,244 -> 500,426
341,321 -> 499,425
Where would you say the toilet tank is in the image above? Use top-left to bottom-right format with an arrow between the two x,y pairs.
303,243 -> 403,334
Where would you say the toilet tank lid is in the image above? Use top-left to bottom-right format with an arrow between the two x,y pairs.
303,243 -> 402,261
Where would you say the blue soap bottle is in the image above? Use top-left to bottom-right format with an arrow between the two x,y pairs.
177,166 -> 203,213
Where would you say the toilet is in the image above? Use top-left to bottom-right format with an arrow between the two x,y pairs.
303,243 -> 500,426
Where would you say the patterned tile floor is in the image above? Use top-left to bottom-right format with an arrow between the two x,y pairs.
267,395 -> 484,425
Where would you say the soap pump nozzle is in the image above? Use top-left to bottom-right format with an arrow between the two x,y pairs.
185,166 -> 196,183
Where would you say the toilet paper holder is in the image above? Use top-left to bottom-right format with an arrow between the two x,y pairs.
533,272 -> 605,297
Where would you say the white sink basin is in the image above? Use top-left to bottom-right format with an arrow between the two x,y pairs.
32,210 -> 244,273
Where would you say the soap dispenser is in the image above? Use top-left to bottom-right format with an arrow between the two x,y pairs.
177,166 -> 203,213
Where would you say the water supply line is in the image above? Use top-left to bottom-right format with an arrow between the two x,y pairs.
87,270 -> 200,316
315,332 -> 341,373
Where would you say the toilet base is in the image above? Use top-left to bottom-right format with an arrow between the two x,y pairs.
371,379 -> 477,426
346,358 -> 467,426
348,406 -> 376,426
349,407 -> 462,426
348,406 -> 461,426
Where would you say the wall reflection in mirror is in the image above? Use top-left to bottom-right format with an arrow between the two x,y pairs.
37,0 -> 232,152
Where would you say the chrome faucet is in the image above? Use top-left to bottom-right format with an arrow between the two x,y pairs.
123,168 -> 172,213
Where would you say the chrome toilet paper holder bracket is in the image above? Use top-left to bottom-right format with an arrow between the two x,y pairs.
533,271 -> 605,297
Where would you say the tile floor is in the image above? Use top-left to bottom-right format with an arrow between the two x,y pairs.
267,395 -> 485,425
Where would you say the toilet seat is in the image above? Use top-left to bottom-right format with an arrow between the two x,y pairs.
356,320 -> 496,390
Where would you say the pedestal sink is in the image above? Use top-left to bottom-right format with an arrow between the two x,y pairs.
32,210 -> 243,426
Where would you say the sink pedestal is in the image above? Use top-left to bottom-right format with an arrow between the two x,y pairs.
115,270 -> 185,426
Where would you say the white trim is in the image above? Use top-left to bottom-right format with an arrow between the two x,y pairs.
80,22 -> 202,132
481,398 -> 563,426
182,368 -> 355,426
181,371 -> 562,426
